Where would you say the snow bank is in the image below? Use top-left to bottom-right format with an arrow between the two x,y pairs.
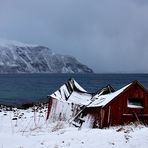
0,105 -> 148,148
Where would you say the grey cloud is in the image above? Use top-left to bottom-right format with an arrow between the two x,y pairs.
0,0 -> 148,73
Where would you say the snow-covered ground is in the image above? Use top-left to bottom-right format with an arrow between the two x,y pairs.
0,105 -> 148,148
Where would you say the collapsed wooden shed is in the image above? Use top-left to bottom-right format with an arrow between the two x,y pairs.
47,79 -> 148,128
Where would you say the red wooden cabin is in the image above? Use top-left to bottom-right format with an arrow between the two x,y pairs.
85,80 -> 148,128
47,79 -> 148,128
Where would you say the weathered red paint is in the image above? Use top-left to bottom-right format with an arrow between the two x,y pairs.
86,80 -> 148,128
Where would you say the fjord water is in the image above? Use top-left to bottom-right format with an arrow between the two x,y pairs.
0,74 -> 148,106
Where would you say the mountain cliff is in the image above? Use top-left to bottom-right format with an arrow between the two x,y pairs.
0,40 -> 93,73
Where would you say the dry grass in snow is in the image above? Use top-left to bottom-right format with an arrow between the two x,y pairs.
0,104 -> 148,148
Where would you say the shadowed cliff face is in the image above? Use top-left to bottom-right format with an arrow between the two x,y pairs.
0,42 -> 93,73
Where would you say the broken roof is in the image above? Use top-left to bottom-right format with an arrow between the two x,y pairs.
88,83 -> 131,107
50,78 -> 93,106
49,78 -> 132,107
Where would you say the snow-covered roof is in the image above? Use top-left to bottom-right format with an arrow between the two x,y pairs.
88,83 -> 131,107
50,78 -> 93,106
50,78 -> 132,107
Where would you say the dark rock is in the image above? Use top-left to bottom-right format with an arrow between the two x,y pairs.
12,117 -> 17,120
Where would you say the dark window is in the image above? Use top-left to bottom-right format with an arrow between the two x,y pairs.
128,98 -> 143,108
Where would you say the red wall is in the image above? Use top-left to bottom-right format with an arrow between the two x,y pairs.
86,82 -> 148,128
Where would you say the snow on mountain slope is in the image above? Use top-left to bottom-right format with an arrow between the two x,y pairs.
0,39 -> 93,73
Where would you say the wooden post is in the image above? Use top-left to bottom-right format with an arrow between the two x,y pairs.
107,106 -> 111,127
100,108 -> 105,128
46,96 -> 53,120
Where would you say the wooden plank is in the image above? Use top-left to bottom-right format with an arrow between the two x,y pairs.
123,114 -> 148,117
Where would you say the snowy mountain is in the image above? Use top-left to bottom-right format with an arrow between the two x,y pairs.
0,39 -> 93,73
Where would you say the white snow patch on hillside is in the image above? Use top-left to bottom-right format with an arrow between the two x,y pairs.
0,105 -> 148,148
0,39 -> 93,73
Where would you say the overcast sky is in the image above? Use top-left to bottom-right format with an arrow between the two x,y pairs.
0,0 -> 148,73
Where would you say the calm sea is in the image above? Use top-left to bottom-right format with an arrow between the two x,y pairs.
0,74 -> 147,106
